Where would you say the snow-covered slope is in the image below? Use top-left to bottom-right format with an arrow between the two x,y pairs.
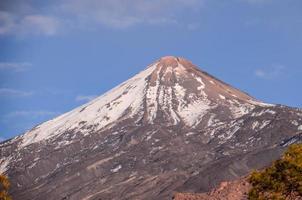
20,62 -> 156,147
19,56 -> 272,147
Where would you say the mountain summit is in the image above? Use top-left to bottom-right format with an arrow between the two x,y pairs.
18,56 -> 266,147
1,57 -> 302,200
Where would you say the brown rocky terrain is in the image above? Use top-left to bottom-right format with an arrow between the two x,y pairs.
174,173 -> 302,200
173,178 -> 250,200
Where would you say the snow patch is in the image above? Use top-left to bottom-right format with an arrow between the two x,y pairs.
291,120 -> 298,126
145,130 -> 157,141
159,86 -> 180,125
0,157 -> 12,174
146,68 -> 160,123
229,101 -> 254,118
185,132 -> 196,136
219,94 -> 226,100
207,114 -> 219,127
252,109 -> 276,117
259,120 -> 270,129
174,83 -> 186,98
248,100 -> 275,107
195,76 -> 205,90
178,100 -> 211,127
111,164 -> 122,173
252,121 -> 259,130
219,125 -> 240,140
112,131 -> 119,135
150,146 -> 163,154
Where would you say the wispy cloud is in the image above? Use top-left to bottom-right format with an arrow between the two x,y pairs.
75,95 -> 97,102
0,88 -> 33,97
0,62 -> 32,72
0,11 -> 61,36
254,65 -> 285,79
0,11 -> 15,35
0,0 -> 204,36
19,15 -> 61,36
60,0 -> 203,29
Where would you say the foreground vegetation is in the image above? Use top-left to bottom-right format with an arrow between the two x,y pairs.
248,144 -> 302,200
0,174 -> 11,200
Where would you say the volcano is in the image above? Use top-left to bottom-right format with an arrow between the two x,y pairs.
1,56 -> 302,200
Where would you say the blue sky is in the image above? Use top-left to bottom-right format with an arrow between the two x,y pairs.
1,0 -> 302,140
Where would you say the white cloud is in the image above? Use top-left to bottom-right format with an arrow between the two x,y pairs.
58,0 -> 204,29
0,11 -> 61,36
254,65 -> 285,79
0,0 -> 204,35
19,15 -> 61,36
0,11 -> 15,34
0,88 -> 33,97
0,62 -> 32,72
76,95 -> 97,102
0,137 -> 5,142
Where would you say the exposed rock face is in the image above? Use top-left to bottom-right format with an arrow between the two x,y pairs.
174,177 -> 302,200
173,179 -> 251,200
173,178 -> 250,200
1,56 -> 302,200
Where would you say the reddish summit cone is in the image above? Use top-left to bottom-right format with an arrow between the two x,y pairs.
158,56 -> 178,65
156,56 -> 196,70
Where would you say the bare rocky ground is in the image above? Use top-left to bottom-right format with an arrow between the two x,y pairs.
174,177 -> 302,200
173,178 -> 250,200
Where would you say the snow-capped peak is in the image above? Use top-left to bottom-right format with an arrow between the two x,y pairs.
19,56 -> 273,147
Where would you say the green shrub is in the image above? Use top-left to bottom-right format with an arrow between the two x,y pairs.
248,144 -> 302,200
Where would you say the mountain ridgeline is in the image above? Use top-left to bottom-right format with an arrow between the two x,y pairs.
1,56 -> 302,200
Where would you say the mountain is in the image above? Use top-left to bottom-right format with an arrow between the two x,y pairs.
1,56 -> 302,200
